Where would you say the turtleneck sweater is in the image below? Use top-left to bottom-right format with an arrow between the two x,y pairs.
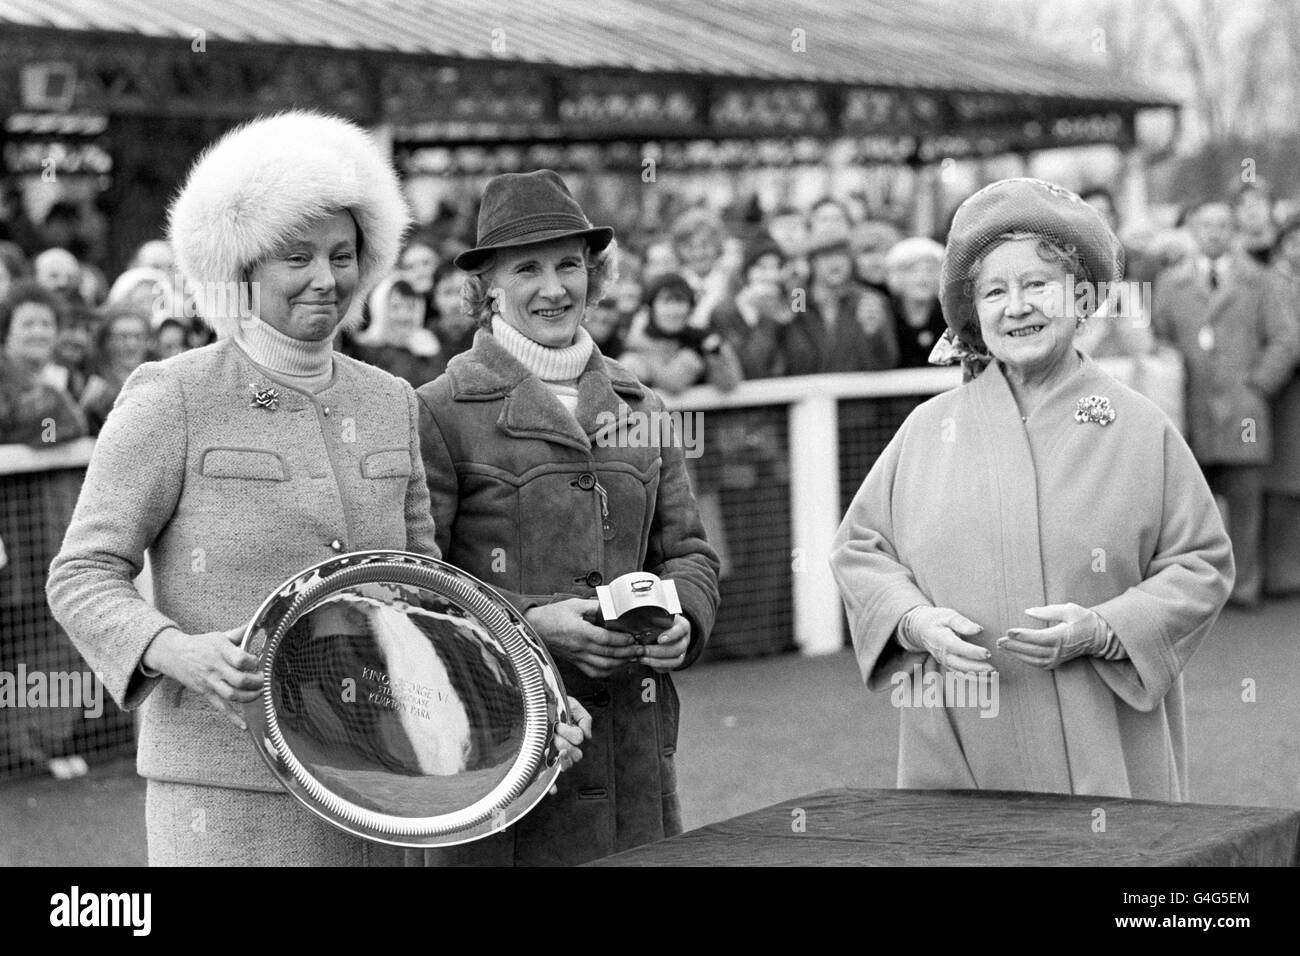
233,319 -> 335,393
491,315 -> 593,415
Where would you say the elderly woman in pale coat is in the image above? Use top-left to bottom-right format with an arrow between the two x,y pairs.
46,112 -> 587,865
831,179 -> 1234,800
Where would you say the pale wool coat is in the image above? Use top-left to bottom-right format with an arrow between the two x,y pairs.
830,354 -> 1234,801
46,340 -> 441,864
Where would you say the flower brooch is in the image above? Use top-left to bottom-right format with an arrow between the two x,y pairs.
1074,394 -> 1115,426
249,383 -> 281,411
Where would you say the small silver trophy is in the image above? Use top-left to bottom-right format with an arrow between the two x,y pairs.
594,571 -> 682,645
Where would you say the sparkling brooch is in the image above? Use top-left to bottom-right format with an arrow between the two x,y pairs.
249,384 -> 280,411
1074,394 -> 1115,426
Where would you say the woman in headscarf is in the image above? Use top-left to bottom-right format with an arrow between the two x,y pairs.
830,179 -> 1234,800
353,274 -> 446,388
417,169 -> 720,865
47,113 -> 588,865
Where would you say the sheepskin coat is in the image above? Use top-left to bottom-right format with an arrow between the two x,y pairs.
415,329 -> 720,865
46,340 -> 440,860
831,354 -> 1234,800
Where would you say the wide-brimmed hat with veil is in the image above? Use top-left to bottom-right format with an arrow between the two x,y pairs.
933,178 -> 1124,376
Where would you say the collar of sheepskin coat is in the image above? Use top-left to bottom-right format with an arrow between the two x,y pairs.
444,327 -> 647,448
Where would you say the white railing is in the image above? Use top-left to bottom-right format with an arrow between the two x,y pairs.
663,369 -> 961,655
0,437 -> 96,475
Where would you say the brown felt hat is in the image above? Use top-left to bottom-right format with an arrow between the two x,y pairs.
454,169 -> 614,273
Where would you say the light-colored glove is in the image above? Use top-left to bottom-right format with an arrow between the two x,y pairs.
896,605 -> 994,674
996,603 -> 1110,669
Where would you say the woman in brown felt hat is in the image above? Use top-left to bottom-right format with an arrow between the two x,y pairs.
416,169 -> 720,865
830,178 -> 1233,800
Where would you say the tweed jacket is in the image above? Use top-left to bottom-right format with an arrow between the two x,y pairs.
415,330 -> 720,864
47,339 -> 441,791
1152,252 -> 1299,464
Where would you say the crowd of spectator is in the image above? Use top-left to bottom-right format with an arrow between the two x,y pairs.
8,180 -> 1292,433
4,179 -> 1300,486
4,175 -> 1300,777
0,191 -> 930,442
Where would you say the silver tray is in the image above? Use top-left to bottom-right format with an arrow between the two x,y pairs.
241,550 -> 571,847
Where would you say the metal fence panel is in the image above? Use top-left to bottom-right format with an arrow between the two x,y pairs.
837,395 -> 931,517
1,453 -> 135,781
688,405 -> 795,660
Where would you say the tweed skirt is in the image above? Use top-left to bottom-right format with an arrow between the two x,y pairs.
145,780 -> 424,866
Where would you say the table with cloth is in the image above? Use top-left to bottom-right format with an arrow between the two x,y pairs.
586,788 -> 1300,866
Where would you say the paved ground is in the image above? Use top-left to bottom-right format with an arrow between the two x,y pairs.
3,597 -> 1298,865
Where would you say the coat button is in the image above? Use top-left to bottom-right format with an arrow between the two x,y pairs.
585,570 -> 603,587
330,539 -> 344,552
577,473 -> 596,490
579,687 -> 611,708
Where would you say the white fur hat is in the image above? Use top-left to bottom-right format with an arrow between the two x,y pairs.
168,110 -> 409,337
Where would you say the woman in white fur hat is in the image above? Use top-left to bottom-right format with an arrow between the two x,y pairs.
47,111 -> 589,865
